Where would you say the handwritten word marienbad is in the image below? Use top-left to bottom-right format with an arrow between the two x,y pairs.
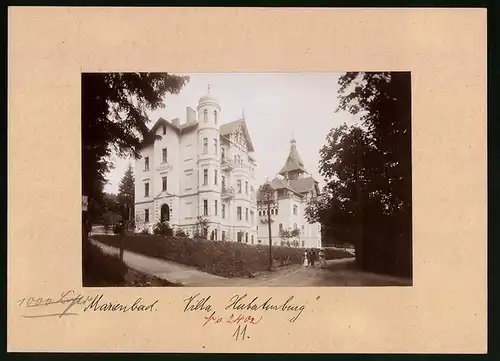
17,290 -> 159,318
184,293 -> 306,325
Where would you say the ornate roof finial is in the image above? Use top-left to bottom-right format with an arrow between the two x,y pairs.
242,107 -> 245,119
291,132 -> 296,145
207,84 -> 211,93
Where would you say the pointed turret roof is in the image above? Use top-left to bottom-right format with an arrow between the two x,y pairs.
278,138 -> 307,175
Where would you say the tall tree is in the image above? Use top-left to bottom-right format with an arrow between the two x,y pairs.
82,73 -> 189,247
117,163 -> 135,220
306,72 -> 412,277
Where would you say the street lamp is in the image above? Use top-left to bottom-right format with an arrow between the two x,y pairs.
261,181 -> 275,271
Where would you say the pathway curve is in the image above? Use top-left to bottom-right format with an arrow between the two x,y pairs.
92,240 -> 227,286
92,240 -> 411,287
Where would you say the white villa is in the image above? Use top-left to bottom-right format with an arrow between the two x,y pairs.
256,139 -> 322,249
134,88 -> 258,243
133,87 -> 321,248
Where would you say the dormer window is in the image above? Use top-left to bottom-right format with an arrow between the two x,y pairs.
204,109 -> 208,122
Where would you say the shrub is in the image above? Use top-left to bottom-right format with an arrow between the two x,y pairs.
175,228 -> 188,238
140,228 -> 150,235
93,234 -> 353,279
153,220 -> 173,237
113,222 -> 123,235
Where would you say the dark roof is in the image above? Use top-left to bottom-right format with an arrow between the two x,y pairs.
220,119 -> 243,136
289,177 -> 316,194
256,176 -> 317,201
141,117 -> 198,148
278,140 -> 307,174
219,118 -> 255,152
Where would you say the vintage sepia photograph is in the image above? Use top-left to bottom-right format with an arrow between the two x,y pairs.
82,72 -> 412,287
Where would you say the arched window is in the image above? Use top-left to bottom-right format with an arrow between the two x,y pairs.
259,210 -> 262,216
214,110 -> 218,124
203,109 -> 208,122
279,223 -> 283,232
161,204 -> 170,222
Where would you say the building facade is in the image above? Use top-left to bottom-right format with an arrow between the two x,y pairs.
134,88 -> 258,243
256,139 -> 322,249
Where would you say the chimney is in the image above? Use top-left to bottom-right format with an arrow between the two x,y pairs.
172,118 -> 180,127
186,107 -> 196,123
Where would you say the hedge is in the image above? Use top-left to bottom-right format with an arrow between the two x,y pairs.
93,235 -> 352,278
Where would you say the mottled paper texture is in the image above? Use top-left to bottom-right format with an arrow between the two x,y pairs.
8,7 -> 486,353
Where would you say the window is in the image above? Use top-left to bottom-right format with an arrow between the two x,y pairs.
214,200 -> 218,216
294,223 -> 298,230
222,231 -> 226,241
144,209 -> 149,223
162,176 -> 167,192
237,207 -> 242,220
222,204 -> 226,218
144,157 -> 149,171
214,139 -> 218,154
162,125 -> 166,135
203,199 -> 208,216
203,169 -> 208,185
214,110 -> 218,124
275,208 -> 279,215
251,235 -> 254,244
144,183 -> 149,197
271,209 -> 274,215
259,210 -> 262,216
162,148 -> 168,163
245,208 -> 249,221
203,138 -> 208,154
279,223 -> 283,232
245,181 -> 248,194
221,145 -> 225,159
293,205 -> 298,215
221,175 -> 225,189
237,180 -> 242,193
245,233 -> 248,243
237,232 -> 243,243
214,170 -> 218,185
203,109 -> 208,122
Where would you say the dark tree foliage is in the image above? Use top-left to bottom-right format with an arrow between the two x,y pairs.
118,163 -> 135,219
81,72 -> 189,250
305,72 -> 412,277
82,73 -> 189,200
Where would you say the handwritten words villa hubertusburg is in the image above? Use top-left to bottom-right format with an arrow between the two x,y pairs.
184,293 -> 306,340
17,290 -> 159,318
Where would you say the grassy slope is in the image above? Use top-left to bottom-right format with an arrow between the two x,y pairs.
82,243 -> 178,287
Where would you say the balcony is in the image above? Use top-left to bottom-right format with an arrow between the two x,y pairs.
260,215 -> 275,223
221,186 -> 235,200
220,157 -> 234,171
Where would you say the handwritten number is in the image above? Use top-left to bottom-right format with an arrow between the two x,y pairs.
233,325 -> 248,341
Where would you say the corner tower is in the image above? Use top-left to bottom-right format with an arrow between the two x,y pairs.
196,86 -> 222,234
278,138 -> 307,180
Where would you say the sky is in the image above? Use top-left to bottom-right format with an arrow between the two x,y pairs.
104,73 -> 358,194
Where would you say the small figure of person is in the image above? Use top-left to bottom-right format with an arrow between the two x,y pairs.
318,249 -> 327,268
311,249 -> 317,267
303,249 -> 309,267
